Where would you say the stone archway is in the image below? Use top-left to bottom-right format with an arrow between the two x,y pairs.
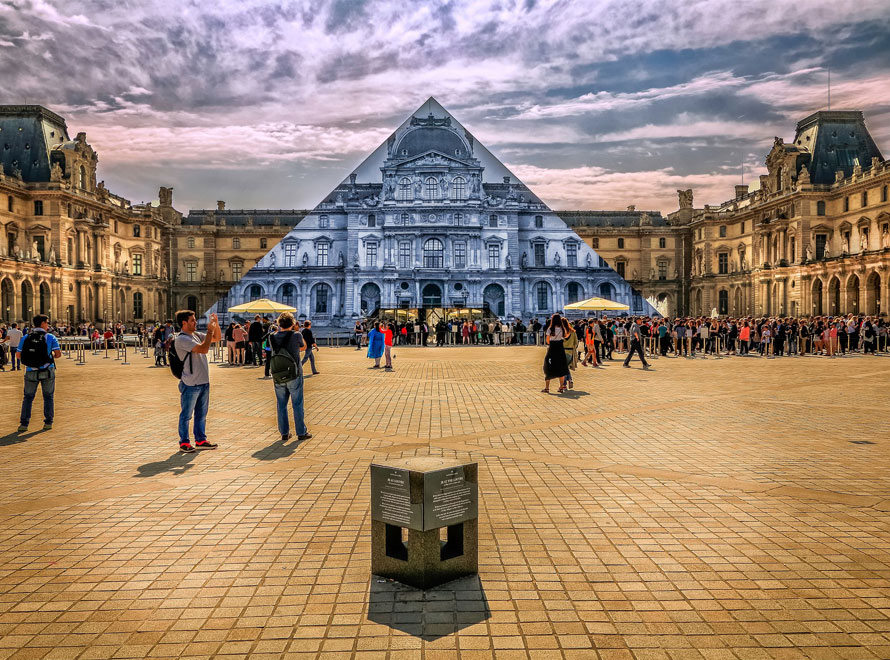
866,272 -> 881,316
360,282 -> 381,315
20,280 -> 33,320
483,283 -> 506,317
846,274 -> 860,314
812,279 -> 823,316
1,278 -> 14,322
828,276 -> 841,316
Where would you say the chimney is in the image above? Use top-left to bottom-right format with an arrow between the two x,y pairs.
735,185 -> 748,200
217,200 -> 225,211
503,176 -> 511,184
349,172 -> 357,186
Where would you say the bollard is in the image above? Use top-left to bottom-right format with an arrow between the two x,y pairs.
371,457 -> 478,590
714,336 -> 723,360
121,342 -> 129,365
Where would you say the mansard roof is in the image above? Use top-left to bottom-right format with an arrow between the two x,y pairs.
0,105 -> 69,182
792,110 -> 883,184
559,210 -> 667,228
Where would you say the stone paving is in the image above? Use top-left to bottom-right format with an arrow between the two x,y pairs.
0,345 -> 889,659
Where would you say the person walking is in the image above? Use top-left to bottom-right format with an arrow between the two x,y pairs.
268,312 -> 311,442
367,322 -> 385,367
6,323 -> 23,371
623,318 -> 651,369
16,314 -> 62,432
542,313 -> 570,393
300,320 -> 320,375
173,309 -> 221,453
563,322 -> 579,389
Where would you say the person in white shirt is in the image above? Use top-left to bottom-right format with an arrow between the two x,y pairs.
5,324 -> 23,371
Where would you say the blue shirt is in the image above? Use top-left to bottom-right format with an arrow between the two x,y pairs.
17,329 -> 61,371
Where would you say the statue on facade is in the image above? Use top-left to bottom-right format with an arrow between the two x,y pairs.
632,269 -> 638,280
554,252 -> 561,266
439,176 -> 449,198
335,192 -> 344,205
413,176 -> 422,196
673,268 -> 679,279
677,189 -> 693,209
269,251 -> 276,267
520,251 -> 528,268
96,181 -> 109,202
470,173 -> 481,197
302,252 -> 309,267
201,269 -> 206,281
50,162 -> 63,182
383,173 -> 395,200
842,234 -> 850,254
882,227 -> 890,249
805,243 -> 813,262
339,251 -> 345,267
586,253 -> 592,267
650,268 -> 655,280
361,195 -> 379,208
798,165 -> 810,185
860,232 -> 868,253
822,244 -> 830,259
32,241 -> 40,260
123,260 -> 129,274
49,246 -> 56,263
505,254 -> 511,268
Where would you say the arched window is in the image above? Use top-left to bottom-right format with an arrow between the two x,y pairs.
659,237 -> 666,248
186,295 -> 198,313
535,215 -> 543,229
133,292 -> 144,319
397,177 -> 412,201
451,176 -> 466,201
425,177 -> 439,200
599,283 -> 614,300
312,283 -> 331,314
281,284 -> 295,306
566,282 -> 582,304
423,238 -> 444,268
249,285 -> 262,299
535,282 -> 550,311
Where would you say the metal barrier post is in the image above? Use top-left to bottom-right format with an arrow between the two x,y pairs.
76,342 -> 86,365
714,335 -> 723,360
121,342 -> 129,365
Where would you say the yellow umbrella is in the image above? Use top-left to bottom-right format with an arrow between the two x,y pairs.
563,296 -> 630,311
227,298 -> 297,314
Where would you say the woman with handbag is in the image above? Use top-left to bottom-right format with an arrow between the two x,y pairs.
542,314 -> 570,394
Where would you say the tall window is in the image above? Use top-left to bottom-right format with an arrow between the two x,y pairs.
6,196 -> 12,212
454,242 -> 466,268
659,237 -> 666,248
319,214 -> 329,228
317,243 -> 329,266
451,176 -> 466,201
33,200 -> 43,216
397,177 -> 412,201
284,243 -> 297,267
616,261 -> 626,278
617,238 -> 624,249
741,222 -> 746,233
281,284 -> 294,306
658,261 -> 667,280
187,237 -> 195,248
133,224 -> 141,237
567,282 -> 581,304
534,243 -> 545,267
365,242 -> 377,266
425,177 -> 439,200
862,191 -> 868,207
260,238 -> 267,249
536,282 -> 549,310
719,225 -> 727,237
132,254 -> 143,276
489,215 -> 498,228
400,213 -> 410,225
566,243 -> 577,267
843,196 -> 849,212
133,292 -> 143,319
231,262 -> 242,281
591,237 -> 599,249
315,286 -> 329,314
882,185 -> 888,202
398,241 -> 411,269
815,234 -> 827,259
454,212 -> 463,225
232,237 -> 240,249
488,243 -> 500,269
423,238 -> 444,268
186,262 -> 197,282
817,201 -> 826,216
718,290 -> 728,315
368,214 -> 376,228
718,252 -> 728,274
535,215 -> 543,229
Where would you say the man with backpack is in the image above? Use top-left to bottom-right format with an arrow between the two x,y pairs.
172,310 -> 221,453
268,312 -> 311,443
16,314 -> 62,432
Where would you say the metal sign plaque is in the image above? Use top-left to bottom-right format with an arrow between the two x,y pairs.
370,466 -> 422,529
423,466 -> 478,531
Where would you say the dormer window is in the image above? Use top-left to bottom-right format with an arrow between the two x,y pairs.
319,214 -> 329,228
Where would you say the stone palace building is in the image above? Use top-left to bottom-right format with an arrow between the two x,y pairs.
1,103 -> 887,326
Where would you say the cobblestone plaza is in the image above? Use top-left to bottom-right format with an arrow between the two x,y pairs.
0,349 -> 889,659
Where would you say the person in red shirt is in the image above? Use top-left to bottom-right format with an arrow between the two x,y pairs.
383,323 -> 394,370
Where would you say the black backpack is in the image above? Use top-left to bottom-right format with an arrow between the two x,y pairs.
268,333 -> 299,385
20,332 -> 54,369
168,334 -> 192,380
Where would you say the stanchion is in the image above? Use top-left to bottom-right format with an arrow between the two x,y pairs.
686,336 -> 694,358
104,341 -> 110,359
714,336 -> 723,360
76,342 -> 86,365
121,342 -> 129,365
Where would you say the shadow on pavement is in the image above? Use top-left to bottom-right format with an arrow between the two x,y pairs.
367,574 -> 490,641
0,431 -> 40,447
135,451 -> 197,477
251,436 -> 307,461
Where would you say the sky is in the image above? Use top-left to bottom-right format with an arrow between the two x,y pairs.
2,0 -> 889,215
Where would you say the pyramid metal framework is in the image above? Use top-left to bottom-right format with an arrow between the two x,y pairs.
212,98 -> 655,326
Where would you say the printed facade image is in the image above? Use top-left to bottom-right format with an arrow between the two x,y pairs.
213,98 -> 655,327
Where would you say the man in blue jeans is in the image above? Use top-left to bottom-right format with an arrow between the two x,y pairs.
270,312 -> 312,442
16,315 -> 62,432
174,309 -> 221,453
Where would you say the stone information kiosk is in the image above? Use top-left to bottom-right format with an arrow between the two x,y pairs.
370,457 -> 478,589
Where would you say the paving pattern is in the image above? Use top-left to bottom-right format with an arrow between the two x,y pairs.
0,345 -> 889,659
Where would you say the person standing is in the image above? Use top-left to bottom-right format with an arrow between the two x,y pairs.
6,323 -> 23,371
367,322 -> 385,367
354,320 -> 364,350
300,320 -> 320,375
542,313 -> 570,393
623,318 -> 651,369
383,323 -> 394,370
173,310 -> 221,453
248,315 -> 265,366
268,312 -> 311,442
16,314 -> 62,432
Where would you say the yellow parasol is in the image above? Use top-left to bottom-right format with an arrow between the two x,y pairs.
563,296 -> 630,311
227,298 -> 297,315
